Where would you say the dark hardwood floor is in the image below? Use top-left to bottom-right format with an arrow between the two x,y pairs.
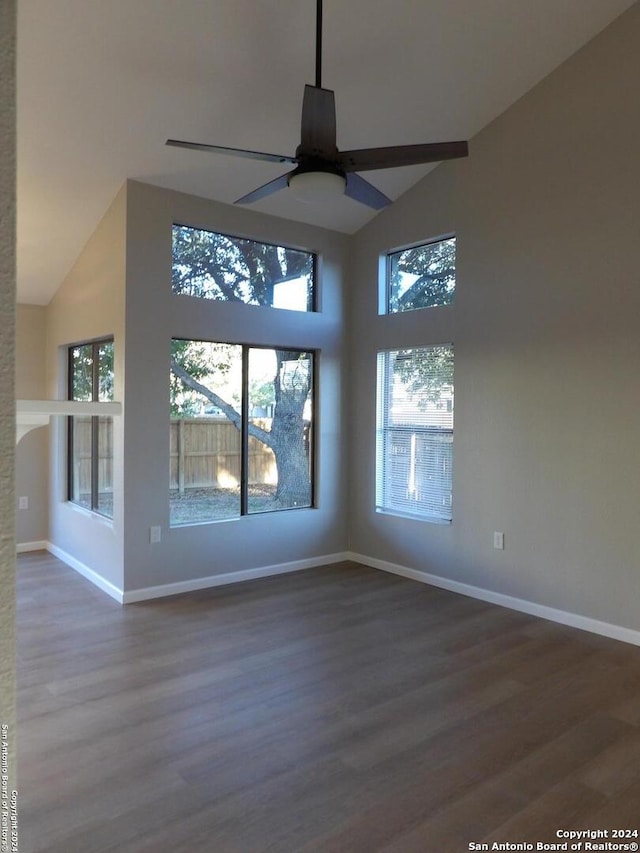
17,551 -> 640,852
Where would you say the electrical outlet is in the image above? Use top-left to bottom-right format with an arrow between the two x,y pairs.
149,526 -> 161,544
18,496 -> 29,510
493,531 -> 504,550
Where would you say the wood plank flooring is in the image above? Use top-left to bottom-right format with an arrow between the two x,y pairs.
17,551 -> 640,852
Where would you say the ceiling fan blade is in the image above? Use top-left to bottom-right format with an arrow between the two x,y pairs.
300,85 -> 337,157
338,141 -> 469,172
166,139 -> 297,166
235,171 -> 293,205
344,173 -> 391,210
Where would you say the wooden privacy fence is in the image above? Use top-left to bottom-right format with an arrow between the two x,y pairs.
170,417 -> 276,492
73,417 -> 309,496
71,416 -> 114,497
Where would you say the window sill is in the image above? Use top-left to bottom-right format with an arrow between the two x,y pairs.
170,505 -> 317,529
66,501 -> 114,527
376,507 -> 452,525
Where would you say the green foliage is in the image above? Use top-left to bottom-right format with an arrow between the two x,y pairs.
249,378 -> 275,411
71,344 -> 93,401
70,341 -> 113,402
170,340 -> 238,416
389,237 -> 455,312
172,225 -> 313,309
98,342 -> 114,401
395,345 -> 453,406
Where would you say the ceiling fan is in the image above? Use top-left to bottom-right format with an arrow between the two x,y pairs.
166,0 -> 468,210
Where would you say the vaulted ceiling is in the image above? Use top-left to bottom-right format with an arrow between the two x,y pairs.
18,0 -> 636,304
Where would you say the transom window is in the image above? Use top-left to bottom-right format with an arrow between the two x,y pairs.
172,224 -> 316,312
170,340 -> 315,525
67,339 -> 114,517
376,345 -> 454,522
385,236 -> 456,314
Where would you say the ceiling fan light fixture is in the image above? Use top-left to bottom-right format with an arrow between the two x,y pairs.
288,170 -> 346,203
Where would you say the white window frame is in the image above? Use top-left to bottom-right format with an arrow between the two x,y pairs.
383,235 -> 456,315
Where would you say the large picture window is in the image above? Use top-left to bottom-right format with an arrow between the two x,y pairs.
68,339 -> 114,517
386,236 -> 456,313
376,345 -> 453,522
172,224 -> 316,312
170,340 -> 314,525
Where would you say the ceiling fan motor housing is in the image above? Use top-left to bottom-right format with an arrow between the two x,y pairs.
291,151 -> 345,180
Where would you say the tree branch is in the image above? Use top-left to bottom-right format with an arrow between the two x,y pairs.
170,357 -> 274,449
397,268 -> 455,307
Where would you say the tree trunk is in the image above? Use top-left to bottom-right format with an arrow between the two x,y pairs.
270,428 -> 310,507
268,351 -> 311,507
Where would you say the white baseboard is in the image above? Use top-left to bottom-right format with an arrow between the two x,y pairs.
45,542 -> 125,604
122,551 -> 352,604
23,541 -> 638,648
16,540 -> 49,553
20,543 -> 350,605
348,551 -> 640,648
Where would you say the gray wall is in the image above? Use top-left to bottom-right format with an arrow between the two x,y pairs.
122,181 -> 350,592
46,185 -> 127,590
348,4 -> 640,631
16,304 -> 48,544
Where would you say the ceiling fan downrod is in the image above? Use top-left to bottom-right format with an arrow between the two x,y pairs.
315,0 -> 323,88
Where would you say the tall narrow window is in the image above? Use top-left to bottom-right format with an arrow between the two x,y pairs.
170,340 -> 314,525
172,224 -> 316,312
386,236 -> 456,313
68,339 -> 114,517
376,345 -> 454,522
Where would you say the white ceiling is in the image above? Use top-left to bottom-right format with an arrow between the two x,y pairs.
17,0 -> 636,304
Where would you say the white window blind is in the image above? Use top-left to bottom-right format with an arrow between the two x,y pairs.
376,346 -> 454,522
